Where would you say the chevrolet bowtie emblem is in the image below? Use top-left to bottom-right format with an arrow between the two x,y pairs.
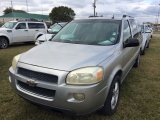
26,79 -> 38,87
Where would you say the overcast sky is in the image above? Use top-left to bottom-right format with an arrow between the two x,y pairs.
0,0 -> 160,23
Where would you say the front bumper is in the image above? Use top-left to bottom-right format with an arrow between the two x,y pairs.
9,62 -> 108,115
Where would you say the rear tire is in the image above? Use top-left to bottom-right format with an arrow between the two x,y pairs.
141,43 -> 147,55
146,41 -> 150,48
141,48 -> 145,55
134,52 -> 140,67
99,75 -> 120,116
0,37 -> 9,49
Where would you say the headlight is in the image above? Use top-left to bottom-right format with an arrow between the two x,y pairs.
12,54 -> 21,70
66,67 -> 103,85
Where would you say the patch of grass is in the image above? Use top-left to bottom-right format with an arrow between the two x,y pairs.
0,40 -> 160,120
154,31 -> 160,34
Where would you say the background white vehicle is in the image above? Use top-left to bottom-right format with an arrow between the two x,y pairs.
147,24 -> 153,38
0,21 -> 47,49
35,34 -> 54,45
141,24 -> 152,55
47,22 -> 68,33
35,22 -> 67,45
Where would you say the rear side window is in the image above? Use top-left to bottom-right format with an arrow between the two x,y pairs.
37,23 -> 45,28
28,23 -> 45,29
123,20 -> 132,42
28,23 -> 37,29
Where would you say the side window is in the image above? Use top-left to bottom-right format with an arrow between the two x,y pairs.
129,19 -> 139,38
28,23 -> 37,29
16,23 -> 26,29
37,23 -> 45,29
146,27 -> 151,32
123,20 -> 132,42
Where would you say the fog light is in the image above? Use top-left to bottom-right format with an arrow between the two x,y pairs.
73,93 -> 85,101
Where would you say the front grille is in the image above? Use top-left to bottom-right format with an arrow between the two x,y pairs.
17,67 -> 58,84
17,80 -> 56,99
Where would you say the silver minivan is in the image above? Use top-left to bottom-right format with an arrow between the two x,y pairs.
9,16 -> 142,116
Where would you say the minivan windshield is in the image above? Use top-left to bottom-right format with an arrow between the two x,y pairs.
1,22 -> 17,29
52,20 -> 121,46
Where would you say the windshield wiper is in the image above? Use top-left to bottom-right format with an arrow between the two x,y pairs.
86,41 -> 98,45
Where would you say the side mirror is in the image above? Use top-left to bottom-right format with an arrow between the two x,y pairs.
123,38 -> 139,48
47,29 -> 52,33
49,34 -> 55,41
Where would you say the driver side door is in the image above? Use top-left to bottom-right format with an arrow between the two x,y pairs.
12,23 -> 29,42
122,20 -> 135,76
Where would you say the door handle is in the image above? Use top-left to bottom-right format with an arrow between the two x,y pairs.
24,30 -> 28,31
36,30 -> 39,31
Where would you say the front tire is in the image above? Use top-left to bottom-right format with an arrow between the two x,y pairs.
0,37 -> 9,49
99,75 -> 120,116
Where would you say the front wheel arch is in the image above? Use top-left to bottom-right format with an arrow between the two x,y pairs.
99,74 -> 121,116
36,34 -> 43,39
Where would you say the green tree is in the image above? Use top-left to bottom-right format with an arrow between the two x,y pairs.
3,7 -> 26,14
49,6 -> 76,22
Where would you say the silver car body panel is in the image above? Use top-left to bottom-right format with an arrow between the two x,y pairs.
20,42 -> 116,71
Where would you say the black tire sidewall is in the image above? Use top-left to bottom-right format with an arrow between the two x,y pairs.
0,37 -> 8,49
100,75 -> 120,116
146,41 -> 150,48
141,48 -> 145,55
134,52 -> 140,67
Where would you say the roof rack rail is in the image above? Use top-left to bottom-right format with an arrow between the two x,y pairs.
88,15 -> 103,18
123,15 -> 134,18
17,20 -> 44,22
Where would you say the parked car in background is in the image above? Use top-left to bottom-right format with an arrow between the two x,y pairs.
0,21 -> 47,49
148,24 -> 153,38
35,22 -> 68,45
144,23 -> 153,38
141,24 -> 152,55
48,22 -> 68,33
9,15 -> 142,116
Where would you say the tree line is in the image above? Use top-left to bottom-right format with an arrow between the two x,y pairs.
3,6 -> 76,21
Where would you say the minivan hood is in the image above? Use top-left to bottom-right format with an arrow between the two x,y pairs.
19,42 -> 116,71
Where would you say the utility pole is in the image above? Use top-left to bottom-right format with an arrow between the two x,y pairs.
11,0 -> 14,20
93,0 -> 98,17
158,4 -> 160,24
156,4 -> 160,31
26,0 -> 29,12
